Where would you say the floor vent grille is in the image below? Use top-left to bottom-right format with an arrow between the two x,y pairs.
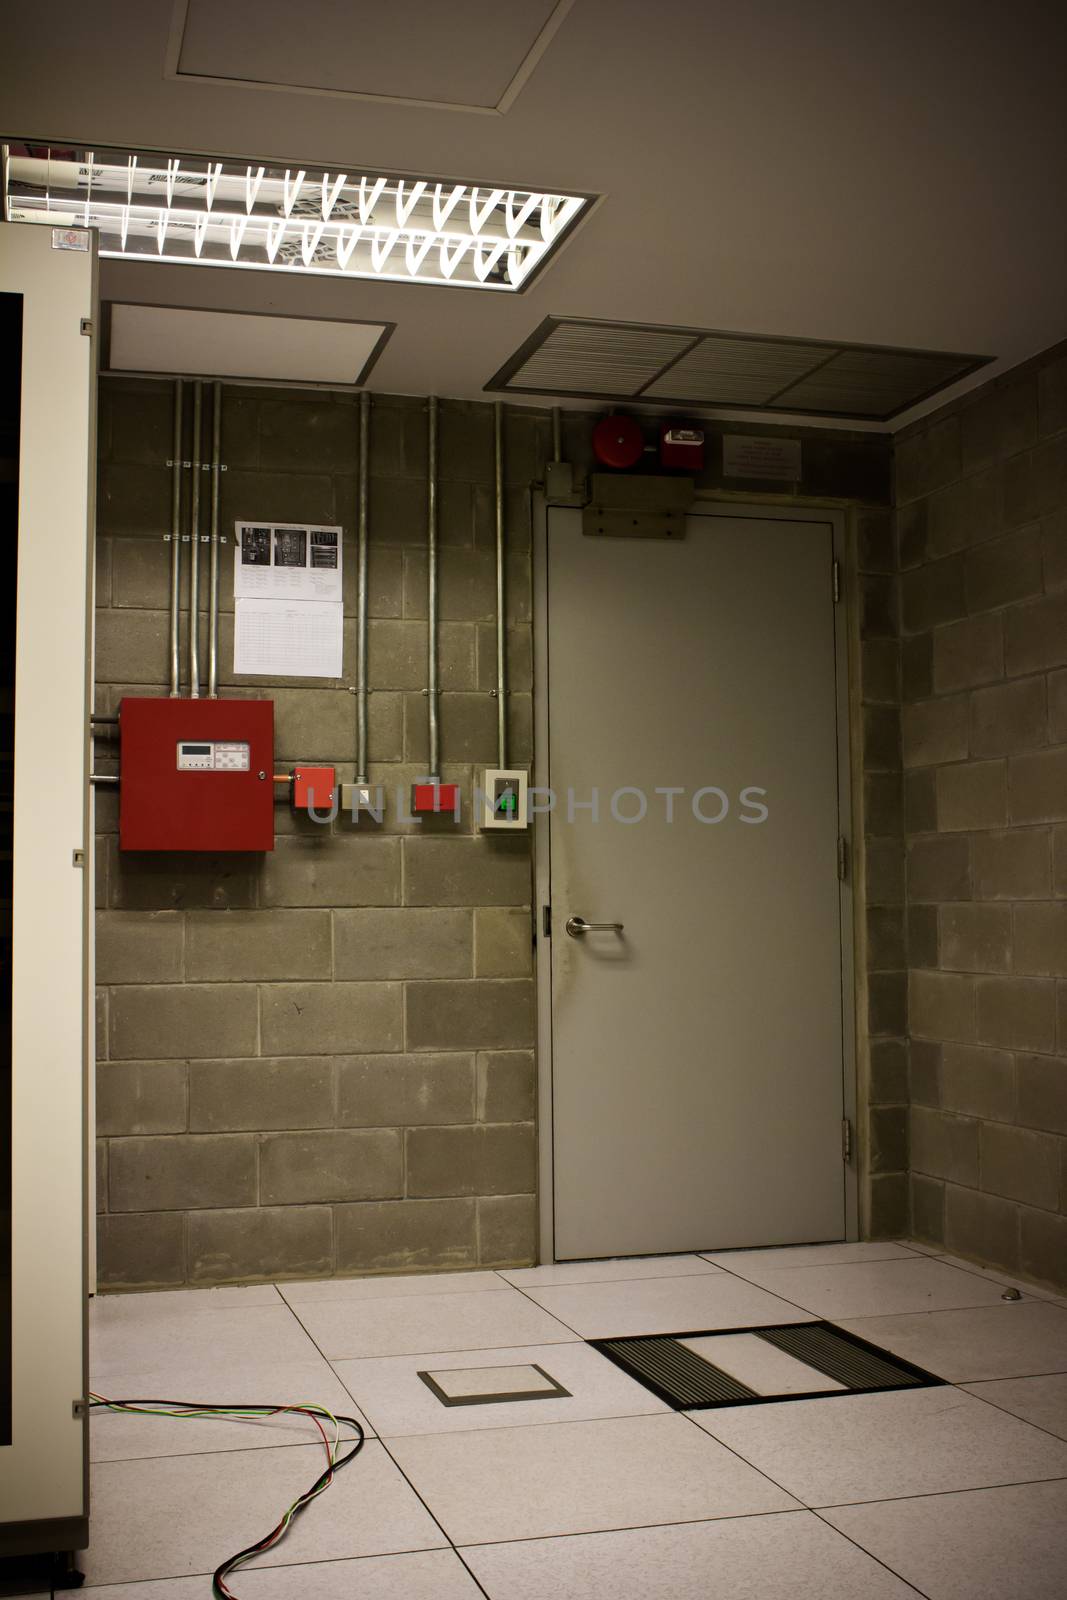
487,317 -> 991,421
592,1321 -> 944,1410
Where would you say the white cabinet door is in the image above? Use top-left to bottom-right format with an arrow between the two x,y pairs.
0,221 -> 95,1546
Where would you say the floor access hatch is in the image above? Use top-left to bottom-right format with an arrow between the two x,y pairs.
592,1322 -> 944,1410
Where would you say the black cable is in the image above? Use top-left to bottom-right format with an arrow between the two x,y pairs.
87,1397 -> 366,1598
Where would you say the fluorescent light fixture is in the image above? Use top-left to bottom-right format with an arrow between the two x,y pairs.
2,142 -> 590,292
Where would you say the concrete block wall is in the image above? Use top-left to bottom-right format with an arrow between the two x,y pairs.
93,377 -> 896,1289
897,344 -> 1067,1288
855,508 -> 910,1237
94,379 -> 542,1286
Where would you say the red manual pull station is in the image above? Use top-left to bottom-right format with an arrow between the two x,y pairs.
660,424 -> 705,471
592,413 -> 644,470
291,765 -> 336,811
411,782 -> 461,816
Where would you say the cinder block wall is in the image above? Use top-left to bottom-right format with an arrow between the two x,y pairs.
93,378 -> 894,1288
94,380 -> 542,1286
856,508 -> 910,1237
898,343 -> 1067,1287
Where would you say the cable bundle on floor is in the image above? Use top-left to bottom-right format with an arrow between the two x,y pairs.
88,1394 -> 366,1598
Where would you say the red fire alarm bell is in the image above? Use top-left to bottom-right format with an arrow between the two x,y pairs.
119,697 -> 275,852
592,414 -> 644,470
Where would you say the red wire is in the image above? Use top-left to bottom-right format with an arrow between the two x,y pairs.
95,1400 -> 338,1600
214,1404 -> 337,1597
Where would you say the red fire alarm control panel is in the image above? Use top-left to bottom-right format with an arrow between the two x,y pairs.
119,697 -> 275,852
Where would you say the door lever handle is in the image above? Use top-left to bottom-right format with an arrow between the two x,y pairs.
565,915 -> 624,938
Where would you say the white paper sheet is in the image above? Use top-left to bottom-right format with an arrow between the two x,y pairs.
234,522 -> 343,602
234,598 -> 344,679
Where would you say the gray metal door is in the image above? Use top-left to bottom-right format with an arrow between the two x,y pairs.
544,507 -> 848,1259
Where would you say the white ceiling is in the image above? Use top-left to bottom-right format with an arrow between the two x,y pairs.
6,0 -> 1067,430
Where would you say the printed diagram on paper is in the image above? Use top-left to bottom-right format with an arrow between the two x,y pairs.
233,523 -> 344,677
235,523 -> 342,601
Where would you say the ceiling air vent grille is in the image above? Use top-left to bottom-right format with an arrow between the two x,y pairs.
487,317 -> 991,421
512,322 -> 695,396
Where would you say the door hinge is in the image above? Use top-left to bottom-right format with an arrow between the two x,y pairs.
832,558 -> 841,603
72,848 -> 85,868
80,317 -> 93,336
542,904 -> 552,938
842,1118 -> 853,1165
837,835 -> 848,881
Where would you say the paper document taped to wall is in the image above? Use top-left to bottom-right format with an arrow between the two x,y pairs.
234,598 -> 343,679
234,522 -> 343,602
232,521 -> 344,678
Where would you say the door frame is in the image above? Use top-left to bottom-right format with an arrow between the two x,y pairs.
0,224 -> 95,1552
532,494 -> 858,1263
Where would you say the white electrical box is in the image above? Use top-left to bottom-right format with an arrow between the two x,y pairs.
479,768 -> 529,830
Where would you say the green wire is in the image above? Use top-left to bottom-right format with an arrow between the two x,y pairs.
88,1396 -> 345,1547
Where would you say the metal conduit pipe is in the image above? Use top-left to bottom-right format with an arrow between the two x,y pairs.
427,395 -> 440,779
168,377 -> 184,696
494,401 -> 508,768
551,404 -> 562,463
188,380 -> 203,698
207,381 -> 222,698
355,390 -> 370,784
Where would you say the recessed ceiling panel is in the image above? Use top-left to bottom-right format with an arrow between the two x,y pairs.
488,318 -> 992,420
107,304 -> 389,385
174,0 -> 566,111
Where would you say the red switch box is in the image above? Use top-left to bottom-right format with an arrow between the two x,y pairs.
411,782 -> 461,815
119,697 -> 274,852
292,766 -> 336,810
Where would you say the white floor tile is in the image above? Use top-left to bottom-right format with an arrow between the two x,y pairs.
518,1272 -> 814,1338
963,1374 -> 1067,1441
720,1256 -> 1012,1317
704,1242 -> 918,1270
680,1332 -> 845,1395
332,1340 -> 669,1437
82,1549 -> 484,1598
80,1441 -> 446,1586
691,1385 -> 1067,1506
501,1254 -> 721,1287
90,1298 -> 321,1382
94,1284 -> 282,1311
839,1301 -> 1067,1382
90,1357 -> 374,1459
463,1510 -> 921,1599
290,1287 -> 578,1359
387,1413 -> 796,1544
908,1252 -> 1067,1307
823,1479 -> 1067,1600
279,1270 -> 509,1304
